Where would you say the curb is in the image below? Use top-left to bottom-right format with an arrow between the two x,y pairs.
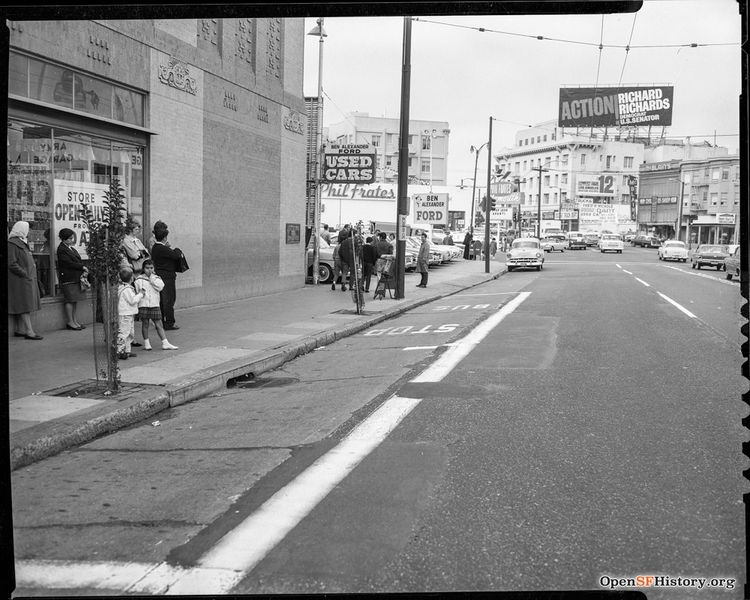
11,269 -> 504,470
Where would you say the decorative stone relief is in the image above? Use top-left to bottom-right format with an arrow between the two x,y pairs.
87,34 -> 112,65
235,18 -> 254,67
223,90 -> 237,111
266,18 -> 281,80
283,108 -> 305,135
158,57 -> 197,95
257,102 -> 269,124
9,21 -> 23,33
200,19 -> 218,45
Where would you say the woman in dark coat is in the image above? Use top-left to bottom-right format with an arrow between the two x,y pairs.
8,221 -> 42,340
56,227 -> 87,330
150,222 -> 183,330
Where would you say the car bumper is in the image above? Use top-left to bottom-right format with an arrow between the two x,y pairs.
694,257 -> 724,266
662,253 -> 687,260
507,258 -> 544,268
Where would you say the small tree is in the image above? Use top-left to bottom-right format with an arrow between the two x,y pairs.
79,178 -> 128,391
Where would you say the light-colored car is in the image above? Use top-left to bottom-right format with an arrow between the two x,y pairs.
657,240 -> 689,262
691,244 -> 729,270
598,234 -> 624,253
506,237 -> 544,271
724,246 -> 740,280
583,232 -> 600,247
306,239 -> 336,283
541,237 -> 566,253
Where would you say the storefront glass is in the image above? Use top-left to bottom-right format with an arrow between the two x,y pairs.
7,118 -> 145,298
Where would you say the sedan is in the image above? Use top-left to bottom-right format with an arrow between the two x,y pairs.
724,246 -> 741,280
568,234 -> 587,250
657,240 -> 689,262
306,240 -> 336,283
506,237 -> 544,271
632,234 -> 661,248
691,244 -> 729,270
541,237 -> 566,253
583,232 -> 600,247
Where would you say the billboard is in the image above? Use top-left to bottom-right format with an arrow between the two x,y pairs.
558,86 -> 673,128
412,193 -> 448,226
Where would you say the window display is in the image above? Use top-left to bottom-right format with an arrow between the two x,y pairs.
7,118 -> 145,298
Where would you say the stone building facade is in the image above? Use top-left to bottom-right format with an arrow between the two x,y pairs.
7,18 -> 307,331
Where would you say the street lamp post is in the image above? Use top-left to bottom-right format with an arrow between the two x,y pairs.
484,116 -> 494,274
308,18 -> 326,285
533,164 -> 548,238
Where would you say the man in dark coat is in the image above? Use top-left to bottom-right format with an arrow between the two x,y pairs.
339,233 -> 356,289
463,230 -> 473,260
150,222 -> 183,330
362,236 -> 378,292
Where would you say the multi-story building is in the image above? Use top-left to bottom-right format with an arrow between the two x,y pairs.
7,18 -> 307,331
638,155 -> 740,245
493,119 -> 644,232
326,113 -> 450,186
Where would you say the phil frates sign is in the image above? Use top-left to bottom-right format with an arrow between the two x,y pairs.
559,86 -> 674,128
323,143 -> 375,184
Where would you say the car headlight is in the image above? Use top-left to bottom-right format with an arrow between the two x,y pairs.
536,252 -> 542,258
507,252 -> 513,259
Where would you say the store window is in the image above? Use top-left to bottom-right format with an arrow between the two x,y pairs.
7,118 -> 145,299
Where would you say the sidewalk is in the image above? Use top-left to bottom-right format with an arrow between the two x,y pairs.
8,258 -> 505,470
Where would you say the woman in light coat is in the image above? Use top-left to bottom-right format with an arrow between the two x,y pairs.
416,232 -> 430,288
8,221 -> 42,339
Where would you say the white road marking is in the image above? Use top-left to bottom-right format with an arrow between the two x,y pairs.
402,343 -> 460,351
410,291 -> 531,383
451,291 -> 518,297
622,270 -> 633,274
14,560 -> 188,594
662,264 -> 738,287
657,292 -> 697,318
634,277 -> 650,287
170,394 -> 422,593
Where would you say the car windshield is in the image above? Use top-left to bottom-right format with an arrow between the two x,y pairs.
602,235 -> 619,240
664,241 -> 685,248
512,240 -> 539,249
700,245 -> 723,253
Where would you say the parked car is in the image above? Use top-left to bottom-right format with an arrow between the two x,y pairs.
691,244 -> 729,270
583,232 -> 600,247
306,239 -> 336,283
568,232 -> 587,250
657,240 -> 689,262
506,237 -> 544,271
623,232 -> 637,243
632,234 -> 661,248
598,234 -> 624,253
724,246 -> 740,280
541,237 -> 566,253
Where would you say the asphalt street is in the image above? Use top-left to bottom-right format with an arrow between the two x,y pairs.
11,246 -> 747,597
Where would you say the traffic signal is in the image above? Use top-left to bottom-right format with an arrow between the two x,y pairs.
512,208 -> 518,223
489,196 -> 497,211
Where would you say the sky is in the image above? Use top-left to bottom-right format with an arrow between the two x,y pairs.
302,0 -> 742,188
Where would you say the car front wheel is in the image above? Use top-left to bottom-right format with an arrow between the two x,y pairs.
318,263 -> 333,283
726,272 -> 733,280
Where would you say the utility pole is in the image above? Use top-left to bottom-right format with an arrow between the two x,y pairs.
484,117 -> 493,273
534,164 -> 548,238
309,18 -> 326,285
395,16 -> 412,299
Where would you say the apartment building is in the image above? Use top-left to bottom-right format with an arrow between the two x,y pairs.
326,113 -> 450,186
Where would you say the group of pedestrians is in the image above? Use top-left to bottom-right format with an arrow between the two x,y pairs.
7,218 -> 186,359
329,227 -> 398,294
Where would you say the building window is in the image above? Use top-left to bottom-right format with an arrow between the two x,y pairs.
720,192 -> 728,205
605,155 -> 613,169
421,135 -> 431,150
712,168 -> 720,180
561,173 -> 568,185
544,175 -> 550,186
10,51 -> 145,127
375,156 -> 381,169
561,191 -> 567,202
543,135 -> 547,142
551,133 -> 556,141
386,156 -> 392,167
536,136 -> 541,143
372,135 -> 381,147
514,162 -> 520,173
554,174 -> 559,186
722,167 -> 729,180
580,154 -> 586,167
710,192 -> 718,205
622,175 -> 629,186
621,194 -> 629,204
562,154 -> 568,166
704,167 -> 710,177
421,158 -> 430,173
408,135 -> 414,144
523,161 -> 527,172
543,193 -> 549,203
408,157 -> 414,167
624,156 -> 634,168
7,118 -> 146,299
702,190 -> 708,203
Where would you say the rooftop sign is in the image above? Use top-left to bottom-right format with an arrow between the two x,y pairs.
558,86 -> 674,128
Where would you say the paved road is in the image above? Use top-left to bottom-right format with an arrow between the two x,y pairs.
11,247 -> 746,597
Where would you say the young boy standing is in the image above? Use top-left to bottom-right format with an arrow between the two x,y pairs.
117,267 -> 146,360
134,259 -> 179,351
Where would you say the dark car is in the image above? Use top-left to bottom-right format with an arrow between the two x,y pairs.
632,234 -> 660,248
691,244 -> 729,270
568,233 -> 587,250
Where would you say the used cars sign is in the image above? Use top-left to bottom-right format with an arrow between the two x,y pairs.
323,144 -> 375,183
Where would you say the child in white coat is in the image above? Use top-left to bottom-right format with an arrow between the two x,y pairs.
134,259 -> 178,351
118,267 -> 146,360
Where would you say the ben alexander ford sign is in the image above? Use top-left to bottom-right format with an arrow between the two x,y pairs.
559,86 -> 674,127
323,143 -> 375,184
